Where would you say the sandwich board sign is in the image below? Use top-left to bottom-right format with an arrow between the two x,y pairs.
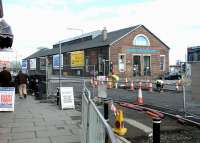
60,87 -> 75,110
0,87 -> 15,112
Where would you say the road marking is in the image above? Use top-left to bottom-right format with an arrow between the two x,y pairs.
124,118 -> 152,135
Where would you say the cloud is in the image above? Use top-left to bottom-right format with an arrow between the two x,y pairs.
2,0 -> 200,64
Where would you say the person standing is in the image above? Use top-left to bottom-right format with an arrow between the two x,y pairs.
0,66 -> 12,87
16,70 -> 28,99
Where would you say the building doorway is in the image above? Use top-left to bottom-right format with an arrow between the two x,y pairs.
144,56 -> 151,76
133,55 -> 141,76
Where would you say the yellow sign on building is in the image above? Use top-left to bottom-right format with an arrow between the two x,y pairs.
70,51 -> 84,67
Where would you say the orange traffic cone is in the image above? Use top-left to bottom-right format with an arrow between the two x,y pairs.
176,81 -> 179,91
137,81 -> 144,105
107,80 -> 112,89
90,77 -> 94,87
148,80 -> 153,92
94,79 -> 98,88
125,78 -> 128,88
146,80 -> 149,90
130,80 -> 134,91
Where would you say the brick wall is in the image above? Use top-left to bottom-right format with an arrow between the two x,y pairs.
110,25 -> 169,79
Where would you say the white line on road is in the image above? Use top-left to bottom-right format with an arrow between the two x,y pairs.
124,118 -> 152,136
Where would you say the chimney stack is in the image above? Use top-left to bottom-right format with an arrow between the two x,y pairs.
102,27 -> 107,41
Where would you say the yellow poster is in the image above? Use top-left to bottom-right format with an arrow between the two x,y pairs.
70,51 -> 84,67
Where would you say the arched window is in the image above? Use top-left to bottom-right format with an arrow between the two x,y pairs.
133,34 -> 150,46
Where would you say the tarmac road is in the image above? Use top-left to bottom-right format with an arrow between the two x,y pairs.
103,87 -> 200,143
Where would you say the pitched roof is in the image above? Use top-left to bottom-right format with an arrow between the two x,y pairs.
25,48 -> 51,59
52,25 -> 140,54
25,24 -> 170,59
25,25 -> 140,59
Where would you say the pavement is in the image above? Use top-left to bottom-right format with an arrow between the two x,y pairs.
0,94 -> 82,143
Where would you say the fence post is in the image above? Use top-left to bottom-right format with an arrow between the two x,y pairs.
153,118 -> 161,143
86,90 -> 91,143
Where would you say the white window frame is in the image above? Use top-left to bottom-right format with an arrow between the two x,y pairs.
118,53 -> 126,72
160,55 -> 165,71
30,58 -> 36,70
143,54 -> 151,76
133,34 -> 150,46
39,57 -> 46,70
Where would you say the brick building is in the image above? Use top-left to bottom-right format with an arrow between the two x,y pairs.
24,25 -> 170,79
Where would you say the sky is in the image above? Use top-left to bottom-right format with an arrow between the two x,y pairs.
1,0 -> 200,65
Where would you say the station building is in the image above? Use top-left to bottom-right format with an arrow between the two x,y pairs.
24,25 -> 170,79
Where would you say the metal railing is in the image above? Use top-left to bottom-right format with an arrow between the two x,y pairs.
82,85 -> 118,143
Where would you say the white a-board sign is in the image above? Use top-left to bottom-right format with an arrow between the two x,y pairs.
60,87 -> 75,110
0,87 -> 15,112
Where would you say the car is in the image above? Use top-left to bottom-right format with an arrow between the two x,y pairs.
164,74 -> 182,80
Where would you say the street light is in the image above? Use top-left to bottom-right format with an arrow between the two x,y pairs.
59,41 -> 62,107
67,28 -> 84,35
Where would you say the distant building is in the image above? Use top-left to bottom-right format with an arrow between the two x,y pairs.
187,46 -> 200,62
24,25 -> 170,79
187,46 -> 200,103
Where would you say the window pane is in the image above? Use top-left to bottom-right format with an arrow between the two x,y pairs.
160,56 -> 165,71
144,56 -> 151,76
134,36 -> 149,46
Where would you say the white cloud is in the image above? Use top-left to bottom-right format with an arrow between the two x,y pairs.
2,0 -> 200,65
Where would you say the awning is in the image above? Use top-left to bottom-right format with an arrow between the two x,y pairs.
0,19 -> 13,49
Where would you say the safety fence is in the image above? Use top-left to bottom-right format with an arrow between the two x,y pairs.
46,76 -> 85,98
81,85 -> 118,143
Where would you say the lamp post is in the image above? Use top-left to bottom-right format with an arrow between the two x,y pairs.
67,28 -> 83,35
67,28 -> 84,76
59,41 -> 62,107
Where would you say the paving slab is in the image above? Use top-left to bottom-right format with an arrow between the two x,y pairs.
0,95 -> 82,143
8,138 -> 51,143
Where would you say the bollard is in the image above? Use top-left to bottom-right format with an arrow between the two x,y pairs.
56,88 -> 59,106
104,101 -> 109,121
104,101 -> 109,143
153,118 -> 161,143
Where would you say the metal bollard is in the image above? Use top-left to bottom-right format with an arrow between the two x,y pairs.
104,101 -> 109,143
153,118 -> 161,143
56,88 -> 59,106
104,101 -> 109,120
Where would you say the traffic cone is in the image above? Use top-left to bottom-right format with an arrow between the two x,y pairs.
176,81 -> 179,91
90,77 -> 94,87
113,110 -> 127,136
148,80 -> 153,93
110,101 -> 117,114
145,80 -> 149,90
130,80 -> 134,91
107,80 -> 112,89
114,82 -> 118,88
137,81 -> 144,105
94,79 -> 98,88
125,78 -> 128,88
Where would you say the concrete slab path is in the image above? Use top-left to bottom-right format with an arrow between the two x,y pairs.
0,95 -> 81,143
